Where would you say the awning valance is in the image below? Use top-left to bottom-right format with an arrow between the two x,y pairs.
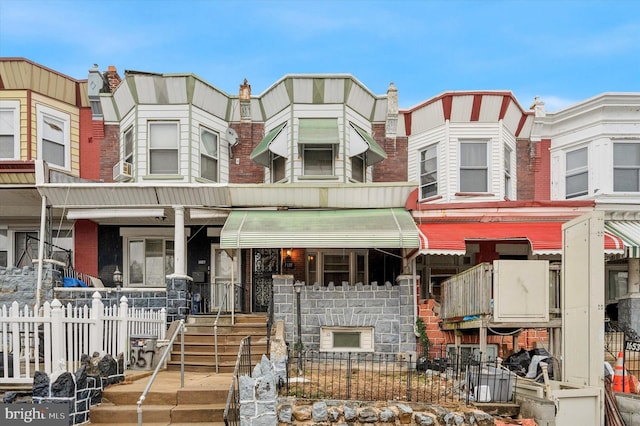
418,221 -> 625,255
298,118 -> 339,145
250,122 -> 287,166
349,122 -> 387,166
220,208 -> 420,249
605,221 -> 640,258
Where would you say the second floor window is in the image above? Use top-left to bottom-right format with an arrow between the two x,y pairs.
460,141 -> 488,192
0,101 -> 20,160
271,155 -> 286,182
566,147 -> 588,198
123,127 -> 134,165
149,122 -> 178,175
303,144 -> 334,176
614,142 -> 640,192
504,146 -> 512,199
200,127 -> 218,181
37,105 -> 70,170
420,144 -> 438,198
351,154 -> 365,182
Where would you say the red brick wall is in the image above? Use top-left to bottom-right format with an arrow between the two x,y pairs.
79,109 -> 101,180
372,123 -> 408,182
417,299 -> 549,359
534,139 -> 551,201
101,124 -> 119,182
74,220 -> 98,276
229,122 -> 265,183
516,139 -> 534,200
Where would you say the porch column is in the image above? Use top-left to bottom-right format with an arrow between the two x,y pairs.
619,257 -> 640,334
628,258 -> 640,295
173,206 -> 185,277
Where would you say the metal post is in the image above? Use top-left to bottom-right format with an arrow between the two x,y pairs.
294,281 -> 303,375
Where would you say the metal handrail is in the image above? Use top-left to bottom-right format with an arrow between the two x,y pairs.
223,335 -> 252,426
136,319 -> 185,426
213,283 -> 230,374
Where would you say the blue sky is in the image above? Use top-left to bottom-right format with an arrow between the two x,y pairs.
1,0 -> 638,111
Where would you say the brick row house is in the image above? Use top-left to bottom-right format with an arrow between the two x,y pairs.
1,57 -> 639,360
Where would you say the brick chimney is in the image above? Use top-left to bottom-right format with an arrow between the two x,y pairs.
106,66 -> 122,93
240,78 -> 251,123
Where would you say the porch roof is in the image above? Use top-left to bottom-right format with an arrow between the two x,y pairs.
418,221 -> 625,255
605,221 -> 640,258
220,208 -> 421,249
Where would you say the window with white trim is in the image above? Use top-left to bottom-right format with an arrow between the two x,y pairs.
303,144 -> 334,175
0,100 -> 20,160
504,146 -> 512,199
306,249 -> 368,286
320,326 -> 374,352
613,142 -> 640,192
460,141 -> 488,192
37,105 -> 70,169
0,229 -> 7,267
271,155 -> 286,182
420,144 -> 438,198
128,238 -> 174,286
123,126 -> 134,165
565,147 -> 588,198
351,154 -> 365,182
200,126 -> 218,182
149,121 -> 178,174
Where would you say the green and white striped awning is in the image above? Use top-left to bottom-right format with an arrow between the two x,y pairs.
298,118 -> 339,145
250,122 -> 287,166
350,122 -> 387,166
220,208 -> 420,249
605,221 -> 640,258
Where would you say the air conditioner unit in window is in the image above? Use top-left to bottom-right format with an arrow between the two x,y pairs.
113,161 -> 132,181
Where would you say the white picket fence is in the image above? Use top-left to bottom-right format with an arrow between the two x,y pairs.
0,292 -> 167,384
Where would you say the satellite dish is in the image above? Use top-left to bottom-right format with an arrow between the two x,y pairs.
226,128 -> 239,147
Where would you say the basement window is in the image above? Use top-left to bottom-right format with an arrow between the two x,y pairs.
320,326 -> 374,352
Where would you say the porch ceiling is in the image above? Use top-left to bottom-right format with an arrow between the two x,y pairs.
418,221 -> 625,255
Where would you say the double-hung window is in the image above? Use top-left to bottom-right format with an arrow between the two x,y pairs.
299,118 -> 338,176
0,100 -> 20,160
128,238 -> 175,287
37,105 -> 70,169
123,126 -> 134,165
420,144 -> 438,198
613,142 -> 640,192
271,155 -> 286,182
149,121 -> 178,175
460,141 -> 488,192
504,146 -> 513,199
351,154 -> 365,182
200,126 -> 218,181
565,147 -> 588,198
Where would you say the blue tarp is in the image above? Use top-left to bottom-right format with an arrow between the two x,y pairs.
63,277 -> 88,287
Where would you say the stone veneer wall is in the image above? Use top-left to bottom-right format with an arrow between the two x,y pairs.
272,274 -> 416,354
0,263 -> 59,308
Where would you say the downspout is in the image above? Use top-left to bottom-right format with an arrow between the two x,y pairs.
36,195 -> 47,311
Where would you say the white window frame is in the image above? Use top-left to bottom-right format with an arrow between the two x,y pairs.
36,104 -> 71,170
302,144 -> 335,176
123,126 -> 134,165
200,126 -> 219,182
613,141 -> 640,193
120,228 -> 189,287
351,154 -> 365,182
271,154 -> 286,183
504,145 -> 512,199
0,100 -> 20,160
306,249 -> 368,286
320,326 -> 374,352
419,144 -> 438,199
148,121 -> 179,175
459,141 -> 489,193
565,146 -> 588,199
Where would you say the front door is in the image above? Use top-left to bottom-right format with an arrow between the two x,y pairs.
252,248 -> 279,312
210,245 -> 240,313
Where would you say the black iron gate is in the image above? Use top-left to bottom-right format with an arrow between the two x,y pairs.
252,248 -> 279,312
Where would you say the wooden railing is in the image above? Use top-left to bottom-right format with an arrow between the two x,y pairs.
440,263 -> 492,320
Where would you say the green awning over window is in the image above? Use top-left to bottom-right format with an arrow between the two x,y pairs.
250,122 -> 287,166
298,118 -> 339,145
350,122 -> 387,166
605,220 -> 640,258
220,208 -> 420,249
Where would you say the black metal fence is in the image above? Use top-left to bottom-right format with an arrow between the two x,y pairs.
605,322 -> 640,393
282,349 -> 518,405
223,336 -> 253,426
